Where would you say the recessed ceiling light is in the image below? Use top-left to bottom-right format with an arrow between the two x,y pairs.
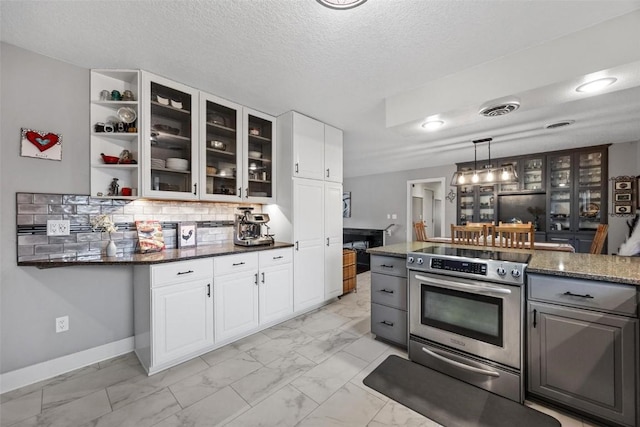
421,120 -> 444,130
316,0 -> 367,9
575,77 -> 617,93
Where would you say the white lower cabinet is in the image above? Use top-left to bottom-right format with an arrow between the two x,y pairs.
134,258 -> 214,374
214,248 -> 293,343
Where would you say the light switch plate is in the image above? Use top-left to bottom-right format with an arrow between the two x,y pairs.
47,220 -> 70,236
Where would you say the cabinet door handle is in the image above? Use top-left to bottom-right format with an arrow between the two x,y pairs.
533,309 -> 537,328
380,320 -> 394,327
193,183 -> 197,195
232,262 -> 245,266
326,168 -> 330,178
273,255 -> 284,260
295,241 -> 299,251
177,270 -> 194,275
380,289 -> 394,294
238,187 -> 242,198
261,272 -> 265,283
563,291 -> 594,299
207,283 -> 211,298
254,273 -> 258,285
295,163 -> 299,173
380,264 -> 394,269
326,237 -> 330,246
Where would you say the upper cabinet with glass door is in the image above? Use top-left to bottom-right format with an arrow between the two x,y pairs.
141,71 -> 199,200
90,69 -> 140,199
577,149 -> 604,231
199,93 -> 243,201
243,108 -> 276,203
548,154 -> 572,231
498,156 -> 544,193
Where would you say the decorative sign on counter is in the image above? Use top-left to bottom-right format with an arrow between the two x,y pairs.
177,222 -> 196,248
135,220 -> 165,253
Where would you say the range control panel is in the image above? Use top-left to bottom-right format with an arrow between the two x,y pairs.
430,258 -> 487,275
407,254 -> 527,285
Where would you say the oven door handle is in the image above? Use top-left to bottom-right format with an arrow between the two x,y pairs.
413,274 -> 512,295
421,347 -> 500,378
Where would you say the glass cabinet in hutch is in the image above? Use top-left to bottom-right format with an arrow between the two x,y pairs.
141,71 -> 199,200
90,69 -> 140,199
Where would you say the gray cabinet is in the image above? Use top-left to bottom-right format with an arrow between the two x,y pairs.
527,274 -> 638,426
370,255 -> 407,347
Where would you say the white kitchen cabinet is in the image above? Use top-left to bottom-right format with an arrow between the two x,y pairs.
292,179 -> 326,310
90,69 -> 141,199
279,111 -> 343,183
214,248 -> 293,342
324,181 -> 344,299
243,108 -> 276,203
141,71 -> 200,199
199,92 -> 243,201
324,124 -> 343,183
133,258 -> 214,374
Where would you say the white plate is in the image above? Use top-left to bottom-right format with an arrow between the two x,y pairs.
117,107 -> 137,124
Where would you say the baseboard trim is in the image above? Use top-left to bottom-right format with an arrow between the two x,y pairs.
0,337 -> 134,394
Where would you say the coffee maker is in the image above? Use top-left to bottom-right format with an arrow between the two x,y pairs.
234,207 -> 274,246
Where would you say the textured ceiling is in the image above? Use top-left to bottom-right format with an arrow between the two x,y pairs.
2,0 -> 640,177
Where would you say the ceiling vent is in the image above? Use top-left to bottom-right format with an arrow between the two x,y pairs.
479,102 -> 520,117
545,120 -> 575,129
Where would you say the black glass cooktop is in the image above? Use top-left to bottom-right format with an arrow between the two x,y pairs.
412,246 -> 531,264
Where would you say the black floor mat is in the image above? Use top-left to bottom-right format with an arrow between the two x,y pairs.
363,355 -> 560,427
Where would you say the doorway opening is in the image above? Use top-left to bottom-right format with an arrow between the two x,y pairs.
406,177 -> 446,241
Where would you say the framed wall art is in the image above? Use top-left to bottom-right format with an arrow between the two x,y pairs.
343,192 -> 351,218
20,128 -> 62,161
610,176 -> 636,217
177,222 -> 197,248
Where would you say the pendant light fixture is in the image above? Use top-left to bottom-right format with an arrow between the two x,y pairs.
451,138 -> 518,186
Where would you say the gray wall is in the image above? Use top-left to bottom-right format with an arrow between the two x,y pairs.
1,43 -> 133,373
607,140 -> 640,254
343,164 -> 457,245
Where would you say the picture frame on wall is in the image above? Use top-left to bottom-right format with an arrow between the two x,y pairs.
615,193 -> 632,202
615,181 -> 632,190
343,192 -> 351,218
177,222 -> 197,248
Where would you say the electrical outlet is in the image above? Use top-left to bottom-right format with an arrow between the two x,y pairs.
386,214 -> 391,219
391,214 -> 397,219
47,220 -> 70,236
55,316 -> 69,333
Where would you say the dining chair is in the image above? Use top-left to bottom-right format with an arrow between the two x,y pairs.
414,222 -> 428,241
493,222 -> 535,249
589,223 -> 608,254
451,224 -> 487,246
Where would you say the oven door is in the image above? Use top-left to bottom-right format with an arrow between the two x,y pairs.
409,271 -> 522,369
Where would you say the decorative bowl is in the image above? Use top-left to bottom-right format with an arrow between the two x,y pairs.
210,140 -> 226,151
248,150 -> 261,158
101,154 -> 120,164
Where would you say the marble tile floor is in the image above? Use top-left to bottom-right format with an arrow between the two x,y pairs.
1,272 -> 596,427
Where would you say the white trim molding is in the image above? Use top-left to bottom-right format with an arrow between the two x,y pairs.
0,337 -> 134,394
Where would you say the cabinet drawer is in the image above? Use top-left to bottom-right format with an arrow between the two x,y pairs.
528,274 -> 638,316
370,255 -> 407,278
371,273 -> 407,310
214,253 -> 259,276
151,258 -> 213,287
259,248 -> 293,268
371,303 -> 407,346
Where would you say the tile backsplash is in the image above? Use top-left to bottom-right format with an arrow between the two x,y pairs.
16,193 -> 261,262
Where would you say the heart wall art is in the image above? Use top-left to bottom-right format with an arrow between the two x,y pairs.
20,128 -> 62,161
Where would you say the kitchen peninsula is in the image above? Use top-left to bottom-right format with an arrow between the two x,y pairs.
368,241 -> 639,427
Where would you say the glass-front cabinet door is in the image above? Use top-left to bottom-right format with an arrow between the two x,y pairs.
199,93 -> 242,201
458,186 -> 474,224
141,72 -> 199,199
548,154 -> 572,231
243,108 -> 275,202
577,150 -> 603,231
522,157 -> 544,191
477,185 -> 496,223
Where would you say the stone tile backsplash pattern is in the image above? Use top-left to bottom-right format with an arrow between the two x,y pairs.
17,193 -> 260,262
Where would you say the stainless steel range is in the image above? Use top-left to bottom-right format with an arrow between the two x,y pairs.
407,246 -> 530,403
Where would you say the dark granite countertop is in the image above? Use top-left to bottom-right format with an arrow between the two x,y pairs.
368,241 -> 640,287
18,242 -> 294,268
